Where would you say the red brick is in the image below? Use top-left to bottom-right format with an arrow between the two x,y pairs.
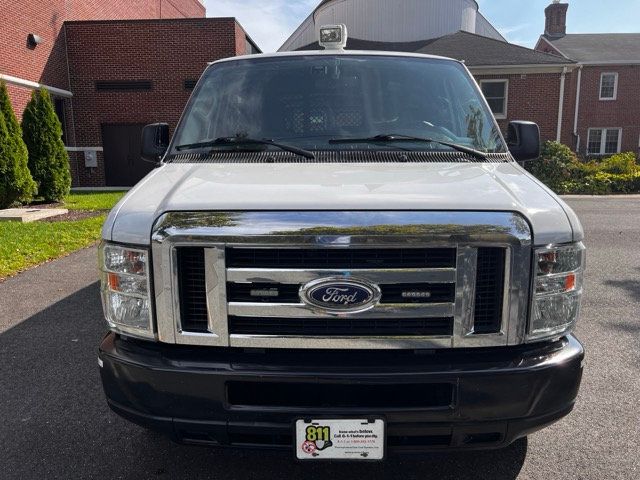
64,18 -> 246,187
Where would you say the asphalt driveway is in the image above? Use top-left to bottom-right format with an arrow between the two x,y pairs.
1,196 -> 638,480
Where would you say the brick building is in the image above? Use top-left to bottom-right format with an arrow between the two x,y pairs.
535,2 -> 640,156
0,0 -> 259,186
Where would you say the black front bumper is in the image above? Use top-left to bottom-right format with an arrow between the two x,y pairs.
99,333 -> 584,452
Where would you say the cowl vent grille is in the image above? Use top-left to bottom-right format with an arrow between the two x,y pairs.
168,150 -> 511,164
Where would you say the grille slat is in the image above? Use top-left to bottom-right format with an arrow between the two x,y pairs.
229,316 -> 454,337
226,248 -> 456,269
227,282 -> 455,304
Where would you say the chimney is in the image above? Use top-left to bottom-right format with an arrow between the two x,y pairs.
545,1 -> 568,38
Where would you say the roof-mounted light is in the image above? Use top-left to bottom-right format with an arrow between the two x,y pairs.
319,24 -> 347,50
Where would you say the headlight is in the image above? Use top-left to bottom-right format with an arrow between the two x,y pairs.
528,243 -> 585,341
99,243 -> 154,340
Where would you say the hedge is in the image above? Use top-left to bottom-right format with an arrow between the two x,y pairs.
525,141 -> 640,195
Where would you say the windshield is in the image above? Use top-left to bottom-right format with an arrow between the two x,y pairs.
170,55 -> 506,156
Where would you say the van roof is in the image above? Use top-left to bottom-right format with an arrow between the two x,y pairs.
209,49 -> 462,66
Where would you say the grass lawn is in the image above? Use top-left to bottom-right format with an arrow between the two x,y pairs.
0,191 -> 126,280
62,191 -> 126,211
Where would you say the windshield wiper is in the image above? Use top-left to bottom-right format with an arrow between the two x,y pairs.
329,134 -> 488,161
175,137 -> 315,160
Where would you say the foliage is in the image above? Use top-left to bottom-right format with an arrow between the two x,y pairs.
599,152 -> 639,175
525,141 -> 640,195
21,88 -> 71,202
0,81 -> 37,208
558,171 -> 640,195
524,141 -> 584,192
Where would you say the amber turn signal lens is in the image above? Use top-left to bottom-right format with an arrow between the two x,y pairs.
107,272 -> 120,291
564,273 -> 576,292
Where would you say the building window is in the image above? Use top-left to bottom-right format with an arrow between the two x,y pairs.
480,80 -> 508,119
599,73 -> 618,100
587,128 -> 622,155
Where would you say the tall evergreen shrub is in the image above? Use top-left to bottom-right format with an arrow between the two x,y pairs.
22,88 -> 71,202
0,81 -> 37,208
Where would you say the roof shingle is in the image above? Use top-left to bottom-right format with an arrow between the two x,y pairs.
544,34 -> 640,63
299,31 -> 574,66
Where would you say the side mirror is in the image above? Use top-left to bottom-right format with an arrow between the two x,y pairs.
141,123 -> 169,163
507,121 -> 540,162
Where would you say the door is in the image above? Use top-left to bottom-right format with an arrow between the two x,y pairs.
102,124 -> 155,187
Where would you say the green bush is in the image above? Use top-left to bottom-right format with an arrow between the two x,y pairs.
524,141 -> 584,192
526,141 -> 640,195
561,172 -> 640,195
21,88 -> 71,202
0,81 -> 37,208
599,152 -> 638,175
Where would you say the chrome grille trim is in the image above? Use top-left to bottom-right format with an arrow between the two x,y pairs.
151,211 -> 532,349
204,247 -> 228,345
453,246 -> 478,341
227,302 -> 455,319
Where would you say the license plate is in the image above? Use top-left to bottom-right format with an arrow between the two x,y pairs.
295,419 -> 385,460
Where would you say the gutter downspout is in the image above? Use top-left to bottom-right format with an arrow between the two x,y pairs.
556,66 -> 568,142
573,65 -> 583,152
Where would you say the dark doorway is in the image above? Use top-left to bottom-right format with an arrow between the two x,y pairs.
54,98 -> 67,144
101,124 -> 155,187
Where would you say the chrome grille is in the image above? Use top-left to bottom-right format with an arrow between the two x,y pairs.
179,248 -> 495,336
152,211 -> 532,349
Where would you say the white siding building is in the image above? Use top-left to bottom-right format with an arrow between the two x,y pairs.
279,0 -> 505,52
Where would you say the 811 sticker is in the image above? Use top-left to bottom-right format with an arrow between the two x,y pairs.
295,419 -> 385,461
302,425 -> 334,455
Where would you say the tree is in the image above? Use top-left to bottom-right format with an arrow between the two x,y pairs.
0,81 -> 37,208
21,88 -> 71,202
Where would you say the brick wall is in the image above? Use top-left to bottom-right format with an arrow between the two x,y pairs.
575,65 -> 640,155
473,71 -> 576,145
65,18 -> 244,186
0,0 -> 205,118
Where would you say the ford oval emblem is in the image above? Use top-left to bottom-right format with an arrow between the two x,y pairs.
300,278 -> 381,313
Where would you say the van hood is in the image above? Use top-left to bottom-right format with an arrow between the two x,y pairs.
103,161 -> 583,246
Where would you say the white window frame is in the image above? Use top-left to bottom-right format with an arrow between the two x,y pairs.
480,79 -> 509,119
587,128 -> 622,155
599,72 -> 618,101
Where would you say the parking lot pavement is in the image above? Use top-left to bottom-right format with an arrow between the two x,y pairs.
1,196 -> 639,480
